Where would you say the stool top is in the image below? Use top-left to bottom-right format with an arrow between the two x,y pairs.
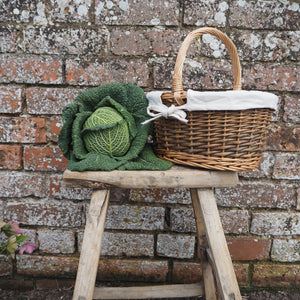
63,166 -> 238,189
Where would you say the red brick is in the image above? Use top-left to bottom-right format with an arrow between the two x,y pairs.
97,259 -> 168,282
227,237 -> 271,261
38,229 -> 75,254
50,174 -> 92,200
215,183 -> 295,209
17,255 -> 78,277
266,125 -> 300,151
111,28 -> 188,57
21,27 -> 108,55
252,264 -> 300,287
273,153 -> 300,180
111,28 -> 151,56
0,86 -> 22,113
48,116 -> 62,142
104,205 -> 165,231
48,0 -> 92,23
0,280 -> 34,291
297,187 -> 300,211
184,0 -> 228,27
0,26 -> 17,52
219,210 -> 249,234
36,279 -> 74,290
238,152 -> 275,179
271,239 -> 300,262
251,212 -> 300,236
24,146 -> 68,171
95,0 -> 179,25
129,188 -> 191,204
172,261 -> 202,283
233,263 -> 248,286
6,199 -> 83,227
0,255 -> 12,276
243,63 -> 299,91
0,55 -> 63,84
0,144 -> 22,169
157,234 -> 195,258
170,208 -> 196,232
153,58 -> 235,90
66,58 -> 149,86
230,30 -> 298,62
230,0 -> 299,30
283,95 -> 300,123
0,117 -> 46,143
0,0 -> 41,23
26,87 -> 80,115
0,172 -> 48,198
99,232 -> 154,257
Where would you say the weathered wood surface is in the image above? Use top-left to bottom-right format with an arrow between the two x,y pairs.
72,189 -> 110,300
93,283 -> 204,299
191,188 -> 218,300
63,166 -> 238,189
196,189 -> 242,300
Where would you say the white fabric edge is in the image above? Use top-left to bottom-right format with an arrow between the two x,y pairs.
146,90 -> 278,111
144,90 -> 278,124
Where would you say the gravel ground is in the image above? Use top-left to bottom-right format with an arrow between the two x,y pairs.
0,289 -> 299,300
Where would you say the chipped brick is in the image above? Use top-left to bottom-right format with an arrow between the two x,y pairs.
0,26 -> 17,52
50,174 -> 92,200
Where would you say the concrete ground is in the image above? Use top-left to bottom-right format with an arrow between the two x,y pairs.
0,289 -> 300,300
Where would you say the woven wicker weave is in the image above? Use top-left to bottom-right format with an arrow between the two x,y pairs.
153,27 -> 274,171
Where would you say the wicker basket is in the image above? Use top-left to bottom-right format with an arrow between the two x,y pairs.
152,27 -> 274,171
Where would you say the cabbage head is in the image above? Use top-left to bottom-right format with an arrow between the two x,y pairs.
58,82 -> 173,171
82,107 -> 131,157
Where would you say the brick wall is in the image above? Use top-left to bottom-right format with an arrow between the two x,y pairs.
0,0 -> 299,293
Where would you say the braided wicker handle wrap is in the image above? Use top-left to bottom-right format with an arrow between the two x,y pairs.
172,27 -> 242,95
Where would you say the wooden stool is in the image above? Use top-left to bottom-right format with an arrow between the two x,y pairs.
63,166 -> 242,300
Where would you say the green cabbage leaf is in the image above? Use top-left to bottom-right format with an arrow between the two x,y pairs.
58,82 -> 173,171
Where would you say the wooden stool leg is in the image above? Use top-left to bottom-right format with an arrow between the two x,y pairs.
192,188 -> 241,300
191,189 -> 218,300
73,189 -> 110,300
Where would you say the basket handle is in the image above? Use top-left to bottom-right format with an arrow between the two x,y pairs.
172,27 -> 242,97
